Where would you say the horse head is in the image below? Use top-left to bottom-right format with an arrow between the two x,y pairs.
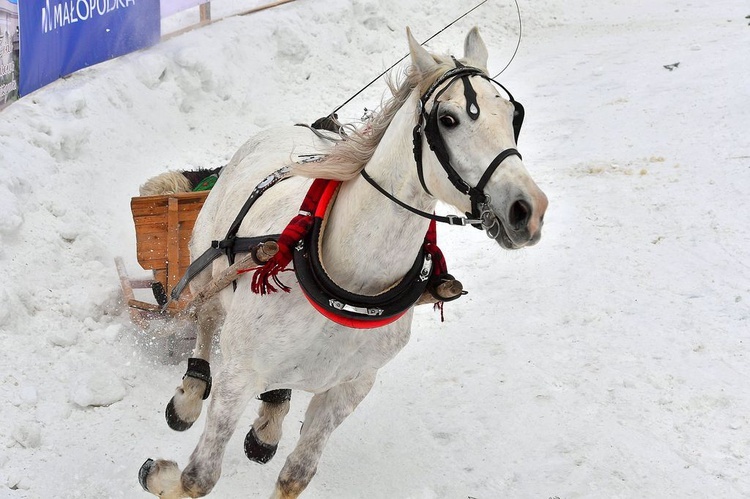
408,27 -> 548,249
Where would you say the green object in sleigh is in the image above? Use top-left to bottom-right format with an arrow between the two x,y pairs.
192,174 -> 218,192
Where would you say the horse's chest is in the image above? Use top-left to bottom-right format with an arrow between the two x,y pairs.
223,291 -> 413,392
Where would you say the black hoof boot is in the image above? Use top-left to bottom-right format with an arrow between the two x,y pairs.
165,397 -> 194,432
139,458 -> 155,491
244,427 -> 277,464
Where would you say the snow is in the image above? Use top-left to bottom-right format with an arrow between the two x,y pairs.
1,0 -> 749,497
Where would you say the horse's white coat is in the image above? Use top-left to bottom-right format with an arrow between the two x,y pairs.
143,28 -> 546,498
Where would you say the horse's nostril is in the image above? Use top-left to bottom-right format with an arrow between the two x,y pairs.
509,200 -> 531,231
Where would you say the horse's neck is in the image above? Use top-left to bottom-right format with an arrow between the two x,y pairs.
322,94 -> 436,295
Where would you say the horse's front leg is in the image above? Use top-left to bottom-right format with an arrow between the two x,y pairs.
141,360 -> 255,498
271,372 -> 377,499
166,298 -> 222,431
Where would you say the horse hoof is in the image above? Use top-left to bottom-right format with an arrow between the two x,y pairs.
165,397 -> 194,432
244,427 -> 277,464
139,458 -> 155,491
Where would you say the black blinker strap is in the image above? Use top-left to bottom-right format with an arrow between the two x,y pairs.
419,67 -> 484,109
424,102 -> 471,196
512,101 -> 525,142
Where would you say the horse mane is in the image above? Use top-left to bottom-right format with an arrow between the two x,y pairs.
292,55 -> 456,181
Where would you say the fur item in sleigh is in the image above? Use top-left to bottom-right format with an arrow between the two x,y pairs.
139,167 -> 223,197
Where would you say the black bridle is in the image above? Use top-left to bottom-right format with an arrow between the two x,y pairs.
361,63 -> 525,233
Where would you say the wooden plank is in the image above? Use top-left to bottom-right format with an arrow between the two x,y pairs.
128,299 -> 163,312
129,278 -> 158,288
166,197 -> 180,296
199,2 -> 211,22
131,191 -> 207,216
238,0 -> 295,17
134,222 -> 169,233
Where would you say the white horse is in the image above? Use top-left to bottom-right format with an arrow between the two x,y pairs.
139,27 -> 548,498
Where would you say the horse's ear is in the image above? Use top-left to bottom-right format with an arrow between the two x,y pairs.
463,27 -> 489,72
407,27 -> 437,77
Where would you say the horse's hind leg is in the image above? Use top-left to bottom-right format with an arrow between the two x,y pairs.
166,298 -> 223,431
141,361 -> 256,498
271,372 -> 376,499
245,389 -> 292,464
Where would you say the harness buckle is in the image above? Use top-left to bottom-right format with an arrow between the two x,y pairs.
212,238 -> 234,250
445,215 -> 466,226
418,253 -> 433,282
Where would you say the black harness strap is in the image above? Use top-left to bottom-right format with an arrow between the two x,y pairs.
412,125 -> 430,195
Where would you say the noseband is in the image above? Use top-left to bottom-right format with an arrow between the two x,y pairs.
361,63 -> 525,235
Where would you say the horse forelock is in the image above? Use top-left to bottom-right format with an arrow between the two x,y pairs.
292,58 -> 457,182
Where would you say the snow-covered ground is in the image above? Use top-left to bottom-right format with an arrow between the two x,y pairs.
1,0 -> 749,497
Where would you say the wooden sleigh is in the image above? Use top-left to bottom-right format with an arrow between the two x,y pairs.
116,189 -> 463,331
116,191 -> 210,330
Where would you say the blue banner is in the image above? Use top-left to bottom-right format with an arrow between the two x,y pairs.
19,0 -> 160,95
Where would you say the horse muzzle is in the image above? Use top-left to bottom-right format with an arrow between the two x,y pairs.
480,190 -> 547,249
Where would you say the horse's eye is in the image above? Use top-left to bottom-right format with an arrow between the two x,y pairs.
439,114 -> 458,128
